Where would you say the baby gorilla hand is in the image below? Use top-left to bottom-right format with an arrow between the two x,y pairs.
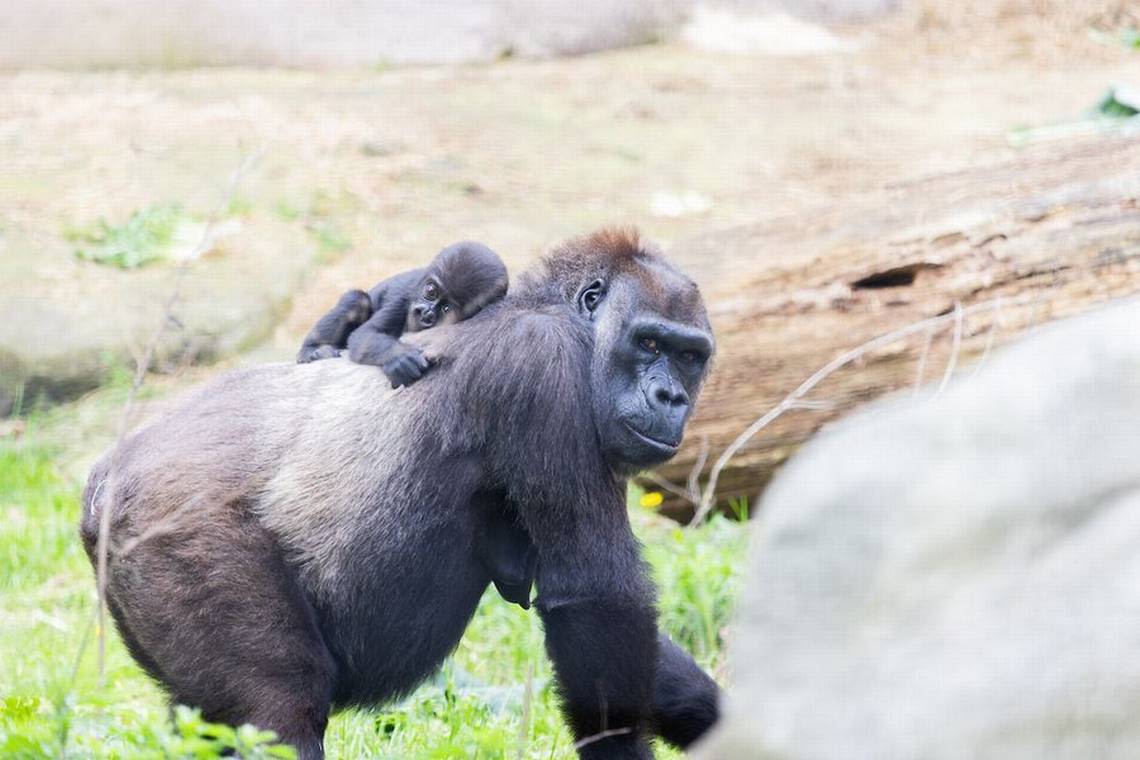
382,345 -> 431,388
298,345 -> 342,363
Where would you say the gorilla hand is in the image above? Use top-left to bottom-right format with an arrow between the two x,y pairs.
298,345 -> 342,363
382,344 -> 432,388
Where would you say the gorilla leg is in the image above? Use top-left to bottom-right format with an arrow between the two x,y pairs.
652,634 -> 720,748
103,505 -> 336,759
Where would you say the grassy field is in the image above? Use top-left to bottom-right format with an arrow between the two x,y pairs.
0,436 -> 747,759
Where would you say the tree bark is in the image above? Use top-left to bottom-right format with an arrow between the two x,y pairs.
656,136 -> 1140,521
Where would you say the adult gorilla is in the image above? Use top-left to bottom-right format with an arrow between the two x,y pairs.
81,229 -> 719,759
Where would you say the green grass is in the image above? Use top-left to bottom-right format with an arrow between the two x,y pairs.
308,221 -> 353,259
0,439 -> 747,758
66,205 -> 188,269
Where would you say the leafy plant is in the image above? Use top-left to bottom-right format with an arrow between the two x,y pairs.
643,512 -> 749,666
1008,86 -> 1140,147
1,700 -> 296,759
1095,87 -> 1140,118
67,204 -> 185,269
158,706 -> 297,760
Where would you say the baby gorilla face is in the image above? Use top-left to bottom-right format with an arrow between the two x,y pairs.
405,275 -> 462,333
405,241 -> 510,333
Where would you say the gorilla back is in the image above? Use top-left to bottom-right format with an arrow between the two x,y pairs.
81,229 -> 718,760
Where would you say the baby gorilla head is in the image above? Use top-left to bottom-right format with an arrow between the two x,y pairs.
407,242 -> 509,332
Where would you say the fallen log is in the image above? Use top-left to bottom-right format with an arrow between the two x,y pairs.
655,136 -> 1140,521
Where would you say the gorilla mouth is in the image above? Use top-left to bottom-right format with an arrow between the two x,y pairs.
624,422 -> 681,452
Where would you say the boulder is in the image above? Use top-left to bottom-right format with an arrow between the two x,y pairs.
0,218 -> 310,415
697,297 -> 1140,760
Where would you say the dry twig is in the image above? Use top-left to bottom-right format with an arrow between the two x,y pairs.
935,301 -> 964,396
573,727 -> 634,750
913,326 -> 935,394
689,295 -> 1027,526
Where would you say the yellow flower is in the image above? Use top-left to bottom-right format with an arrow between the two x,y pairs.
640,491 -> 664,509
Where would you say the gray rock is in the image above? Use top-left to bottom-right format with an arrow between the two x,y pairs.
0,0 -> 687,68
0,219 -> 310,415
697,297 -> 1140,760
712,0 -> 900,23
0,0 -> 897,69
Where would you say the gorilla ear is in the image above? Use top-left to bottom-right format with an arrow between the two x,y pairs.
577,279 -> 605,317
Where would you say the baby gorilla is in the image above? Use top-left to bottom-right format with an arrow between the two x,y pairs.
298,241 -> 508,387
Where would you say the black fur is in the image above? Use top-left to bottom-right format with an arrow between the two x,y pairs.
297,241 -> 508,388
82,229 -> 719,759
475,492 -> 538,609
652,634 -> 720,748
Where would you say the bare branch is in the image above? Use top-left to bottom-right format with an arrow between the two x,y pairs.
637,472 -> 693,503
573,727 -> 634,750
967,297 -> 1003,382
787,399 -> 838,411
686,434 -> 709,505
935,301 -> 964,396
633,434 -> 710,509
690,295 -> 1037,526
913,326 -> 935,395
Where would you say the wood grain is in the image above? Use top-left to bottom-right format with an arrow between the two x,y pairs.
656,136 -> 1140,520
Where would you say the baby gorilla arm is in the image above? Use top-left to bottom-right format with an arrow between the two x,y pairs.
348,268 -> 432,387
346,302 -> 431,388
297,290 -> 373,363
294,268 -> 430,387
296,268 -> 422,365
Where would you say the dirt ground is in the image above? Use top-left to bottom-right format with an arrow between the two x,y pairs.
0,2 -> 1136,447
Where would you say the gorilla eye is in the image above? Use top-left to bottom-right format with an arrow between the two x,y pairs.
680,350 -> 702,364
638,337 -> 659,354
424,283 -> 438,300
440,302 -> 452,313
577,279 -> 605,316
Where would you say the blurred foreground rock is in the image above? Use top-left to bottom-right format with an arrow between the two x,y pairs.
696,297 -> 1140,760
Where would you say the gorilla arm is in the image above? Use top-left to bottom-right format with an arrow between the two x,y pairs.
341,269 -> 431,387
298,267 -> 426,364
443,311 -> 661,759
470,493 -> 719,749
297,290 -> 373,363
296,268 -> 430,387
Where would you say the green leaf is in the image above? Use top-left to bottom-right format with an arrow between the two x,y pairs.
1095,87 -> 1139,118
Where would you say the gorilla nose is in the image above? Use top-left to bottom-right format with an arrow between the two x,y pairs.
649,378 -> 689,412
636,377 -> 689,448
414,306 -> 436,327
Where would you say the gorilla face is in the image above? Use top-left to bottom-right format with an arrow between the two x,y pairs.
579,261 -> 714,473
